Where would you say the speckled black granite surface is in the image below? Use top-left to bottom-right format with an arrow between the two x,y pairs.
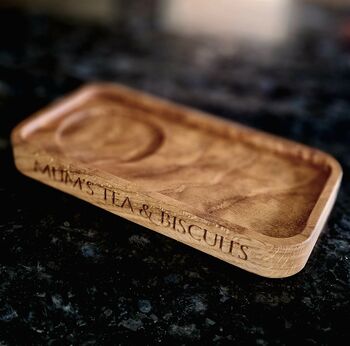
0,8 -> 350,345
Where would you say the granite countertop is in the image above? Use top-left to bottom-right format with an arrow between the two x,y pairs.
0,9 -> 349,345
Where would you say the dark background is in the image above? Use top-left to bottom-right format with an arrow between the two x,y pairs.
0,1 -> 350,345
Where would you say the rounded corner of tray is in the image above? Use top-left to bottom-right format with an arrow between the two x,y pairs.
10,124 -> 23,146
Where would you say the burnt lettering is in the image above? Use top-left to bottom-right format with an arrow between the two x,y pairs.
239,245 -> 248,261
176,218 -> 187,234
73,177 -> 83,190
188,224 -> 204,241
161,211 -> 171,227
120,196 -> 134,213
33,160 -> 250,261
86,181 -> 94,195
203,229 -> 218,246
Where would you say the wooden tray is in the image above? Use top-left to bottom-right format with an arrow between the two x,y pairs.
11,83 -> 342,278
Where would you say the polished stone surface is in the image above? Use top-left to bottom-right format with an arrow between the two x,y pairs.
0,9 -> 349,345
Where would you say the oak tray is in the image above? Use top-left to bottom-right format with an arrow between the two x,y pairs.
11,83 -> 342,278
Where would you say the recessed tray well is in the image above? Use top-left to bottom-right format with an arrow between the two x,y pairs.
11,83 -> 342,277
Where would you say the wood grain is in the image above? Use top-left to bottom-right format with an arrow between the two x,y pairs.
11,83 -> 342,278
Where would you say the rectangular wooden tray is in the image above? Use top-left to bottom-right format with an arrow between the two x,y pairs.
11,83 -> 342,278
